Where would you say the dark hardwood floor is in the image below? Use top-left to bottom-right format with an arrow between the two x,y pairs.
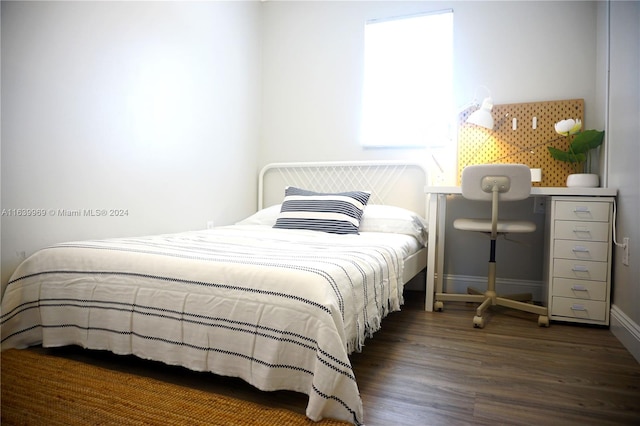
30,291 -> 640,425
350,292 -> 640,425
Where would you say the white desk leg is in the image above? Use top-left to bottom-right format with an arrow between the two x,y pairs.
425,193 -> 447,312
425,193 -> 439,311
435,194 -> 447,295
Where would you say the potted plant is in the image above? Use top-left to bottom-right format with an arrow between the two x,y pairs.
547,119 -> 605,187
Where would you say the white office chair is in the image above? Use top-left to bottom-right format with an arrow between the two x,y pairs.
434,164 -> 550,328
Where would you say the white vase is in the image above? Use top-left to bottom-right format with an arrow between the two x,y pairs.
566,173 -> 599,188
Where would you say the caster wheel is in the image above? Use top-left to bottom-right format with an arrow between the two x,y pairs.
473,316 -> 485,328
434,301 -> 444,312
538,315 -> 550,327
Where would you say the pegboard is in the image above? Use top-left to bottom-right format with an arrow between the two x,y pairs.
457,99 -> 584,187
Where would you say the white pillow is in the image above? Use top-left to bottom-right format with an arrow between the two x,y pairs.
236,203 -> 429,245
235,204 -> 281,226
359,205 -> 428,245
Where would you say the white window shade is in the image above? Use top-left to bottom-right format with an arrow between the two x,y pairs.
361,11 -> 453,148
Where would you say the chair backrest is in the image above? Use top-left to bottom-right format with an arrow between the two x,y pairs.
461,164 -> 532,201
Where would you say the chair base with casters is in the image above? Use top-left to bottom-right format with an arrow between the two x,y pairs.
433,164 -> 550,328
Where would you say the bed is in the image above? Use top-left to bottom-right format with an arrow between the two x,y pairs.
1,161 -> 428,425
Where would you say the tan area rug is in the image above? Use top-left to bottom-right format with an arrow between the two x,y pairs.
1,348 -> 351,425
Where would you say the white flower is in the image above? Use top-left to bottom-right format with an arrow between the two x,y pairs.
554,119 -> 582,136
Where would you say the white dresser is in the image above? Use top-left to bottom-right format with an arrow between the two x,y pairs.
544,196 -> 615,325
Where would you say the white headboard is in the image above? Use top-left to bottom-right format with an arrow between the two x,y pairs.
258,161 -> 429,217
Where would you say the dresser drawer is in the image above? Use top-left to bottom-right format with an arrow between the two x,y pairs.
554,220 -> 610,242
553,240 -> 609,261
554,201 -> 610,222
552,278 -> 607,301
551,297 -> 607,321
553,259 -> 608,282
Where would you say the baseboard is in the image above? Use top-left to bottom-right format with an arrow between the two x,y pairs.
440,274 -> 544,303
610,304 -> 640,364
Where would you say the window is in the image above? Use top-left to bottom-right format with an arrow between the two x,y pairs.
361,10 -> 453,148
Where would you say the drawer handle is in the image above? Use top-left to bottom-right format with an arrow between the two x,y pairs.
572,246 -> 590,253
571,285 -> 587,291
572,265 -> 589,272
574,206 -> 591,213
573,226 -> 591,233
571,304 -> 587,311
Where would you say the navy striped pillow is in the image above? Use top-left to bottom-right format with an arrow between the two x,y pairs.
273,187 -> 371,234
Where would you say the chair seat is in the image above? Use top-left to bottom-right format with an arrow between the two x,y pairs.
454,218 -> 536,233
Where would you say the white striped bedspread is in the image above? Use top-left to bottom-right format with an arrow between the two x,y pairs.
1,224 -> 421,425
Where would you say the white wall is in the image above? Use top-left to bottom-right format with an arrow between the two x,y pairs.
261,1 -> 599,173
606,0 -> 640,361
1,1 -> 262,291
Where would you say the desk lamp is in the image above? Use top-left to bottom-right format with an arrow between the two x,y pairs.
466,97 -> 494,129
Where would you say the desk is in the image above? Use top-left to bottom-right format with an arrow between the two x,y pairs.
424,186 -> 617,317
